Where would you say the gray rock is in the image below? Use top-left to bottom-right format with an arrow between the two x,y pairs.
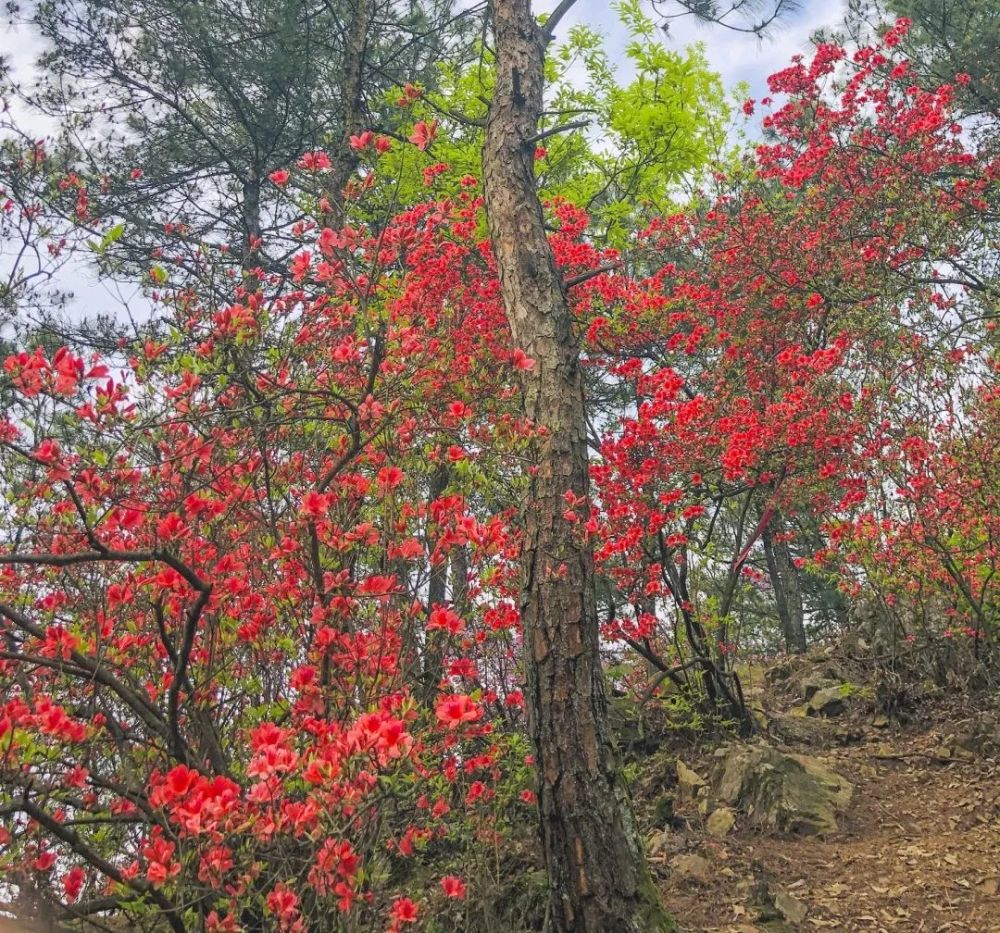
801,673 -> 837,702
768,714 -> 838,747
774,890 -> 808,924
676,759 -> 708,797
715,745 -> 853,836
706,807 -> 736,838
807,685 -> 848,717
669,853 -> 711,883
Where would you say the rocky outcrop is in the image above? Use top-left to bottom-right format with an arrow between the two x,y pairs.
715,745 -> 853,836
806,684 -> 850,717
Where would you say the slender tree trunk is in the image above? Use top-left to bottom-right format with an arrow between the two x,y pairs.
421,464 -> 450,700
762,516 -> 807,654
327,0 -> 371,224
241,173 -> 262,268
482,2 -> 673,929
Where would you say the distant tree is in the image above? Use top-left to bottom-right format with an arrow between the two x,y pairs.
19,0 -> 476,280
848,0 -> 1000,119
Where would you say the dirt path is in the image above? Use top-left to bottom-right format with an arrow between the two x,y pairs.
655,719 -> 1000,931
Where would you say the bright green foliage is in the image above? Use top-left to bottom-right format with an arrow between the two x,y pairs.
387,4 -> 728,247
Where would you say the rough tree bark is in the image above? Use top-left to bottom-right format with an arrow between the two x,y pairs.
482,1 -> 674,929
762,514 -> 807,655
327,0 -> 371,225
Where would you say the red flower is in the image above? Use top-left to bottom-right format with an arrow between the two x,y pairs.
297,151 -> 332,171
427,605 -> 464,635
266,884 -> 301,925
64,865 -> 86,902
390,896 -> 419,924
505,690 -> 524,708
32,850 -> 56,872
377,465 -> 405,490
440,875 -> 466,899
269,168 -> 290,186
408,120 -> 437,151
435,693 -> 481,729
512,348 -> 535,371
156,513 -> 188,541
349,131 -> 374,150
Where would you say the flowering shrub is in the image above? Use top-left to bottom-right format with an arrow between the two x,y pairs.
1,18 -> 997,928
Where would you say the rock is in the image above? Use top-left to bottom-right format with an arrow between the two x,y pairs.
774,890 -> 808,925
765,661 -> 794,684
801,673 -> 837,702
669,853 -> 711,883
769,714 -> 862,748
676,759 -> 708,797
648,830 -> 669,857
769,714 -> 838,747
807,685 -> 848,717
715,745 -> 853,835
706,807 -> 736,838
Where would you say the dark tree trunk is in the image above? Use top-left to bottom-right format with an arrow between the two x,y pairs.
421,463 -> 451,700
762,515 -> 807,654
241,173 -> 262,268
327,0 -> 371,225
482,2 -> 673,929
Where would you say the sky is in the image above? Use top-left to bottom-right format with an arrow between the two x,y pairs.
0,0 -> 846,324
549,0 -> 845,100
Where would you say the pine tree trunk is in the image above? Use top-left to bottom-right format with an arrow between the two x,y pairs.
482,2 -> 674,929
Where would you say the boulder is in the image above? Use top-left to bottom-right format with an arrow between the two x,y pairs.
765,660 -> 794,684
715,745 -> 853,836
800,673 -> 837,702
768,714 -> 838,747
807,685 -> 848,717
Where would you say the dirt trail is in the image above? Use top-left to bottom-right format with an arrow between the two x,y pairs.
654,707 -> 1000,931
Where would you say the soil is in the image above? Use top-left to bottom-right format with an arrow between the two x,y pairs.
648,688 -> 1000,931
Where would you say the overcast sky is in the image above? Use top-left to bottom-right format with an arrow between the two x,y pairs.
1,0 -> 846,324
548,0 -> 845,99
2,1 -> 847,124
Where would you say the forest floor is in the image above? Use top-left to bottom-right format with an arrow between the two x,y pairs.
642,658 -> 1000,932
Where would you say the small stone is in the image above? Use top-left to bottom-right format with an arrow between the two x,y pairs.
801,674 -> 836,701
669,853 -> 711,883
774,890 -> 809,924
676,759 -> 708,796
706,807 -> 736,838
648,830 -> 671,857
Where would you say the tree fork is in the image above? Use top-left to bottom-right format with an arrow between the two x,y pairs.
481,0 -> 674,929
